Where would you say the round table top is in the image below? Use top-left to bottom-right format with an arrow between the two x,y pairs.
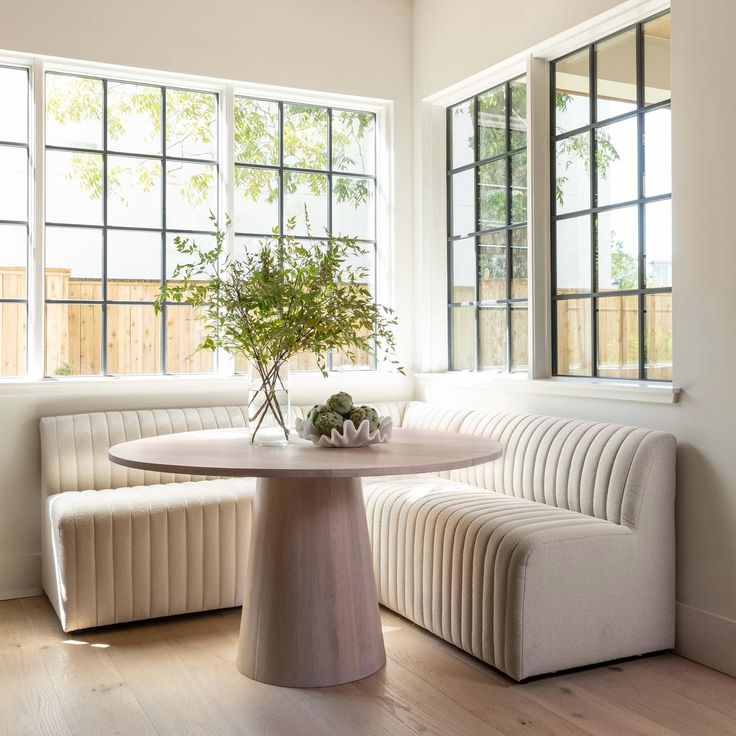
108,427 -> 502,479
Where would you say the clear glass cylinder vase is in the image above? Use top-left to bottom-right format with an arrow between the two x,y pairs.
247,360 -> 291,445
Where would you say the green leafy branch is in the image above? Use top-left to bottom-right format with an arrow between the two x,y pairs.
153,212 -> 402,439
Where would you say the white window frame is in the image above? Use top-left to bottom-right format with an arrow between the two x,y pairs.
0,52 -> 395,383
415,0 -> 678,404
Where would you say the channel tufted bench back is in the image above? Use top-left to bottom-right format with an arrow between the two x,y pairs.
401,402 -> 674,529
40,399 -> 669,528
40,407 -> 249,494
40,401 -> 409,495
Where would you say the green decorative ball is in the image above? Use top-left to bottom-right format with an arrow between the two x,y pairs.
349,406 -> 380,432
348,407 -> 369,429
327,392 -> 354,417
314,410 -> 346,437
307,403 -> 328,423
360,405 -> 380,430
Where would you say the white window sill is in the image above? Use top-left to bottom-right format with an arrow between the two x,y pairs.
0,369 -> 410,396
415,372 -> 681,405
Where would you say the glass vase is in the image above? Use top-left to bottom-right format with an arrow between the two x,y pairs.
247,360 -> 291,446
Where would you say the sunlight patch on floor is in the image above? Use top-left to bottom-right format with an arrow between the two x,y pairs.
62,639 -> 111,648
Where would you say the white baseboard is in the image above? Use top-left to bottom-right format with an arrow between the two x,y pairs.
0,586 -> 43,601
0,552 -> 42,601
676,601 -> 736,678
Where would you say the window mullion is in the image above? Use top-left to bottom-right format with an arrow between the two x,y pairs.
445,107 -> 454,369
277,101 -> 284,238
505,81 -> 513,373
160,86 -> 168,375
101,78 -> 109,376
473,93 -> 480,371
29,59 -> 45,380
217,84 -> 236,377
327,106 -> 334,373
528,55 -> 551,379
636,22 -> 646,381
589,43 -> 598,379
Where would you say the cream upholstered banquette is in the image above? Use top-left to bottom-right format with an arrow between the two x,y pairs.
40,401 -> 675,681
39,403 -> 403,634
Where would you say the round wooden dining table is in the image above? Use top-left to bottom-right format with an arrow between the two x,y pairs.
109,426 -> 502,688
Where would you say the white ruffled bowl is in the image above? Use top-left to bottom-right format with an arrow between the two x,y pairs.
295,416 -> 393,448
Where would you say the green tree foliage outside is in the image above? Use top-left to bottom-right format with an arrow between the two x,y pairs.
452,82 -> 528,231
605,234 -> 638,290
45,77 -> 374,222
554,92 -> 619,208
234,98 -> 373,212
449,87 -> 618,239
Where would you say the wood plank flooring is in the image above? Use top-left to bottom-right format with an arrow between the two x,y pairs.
1,595 -> 735,736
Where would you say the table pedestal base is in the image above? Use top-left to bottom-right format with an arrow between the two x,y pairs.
236,476 -> 386,688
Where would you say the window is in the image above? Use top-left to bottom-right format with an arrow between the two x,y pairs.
551,11 -> 672,380
0,65 -> 30,376
0,56 -> 387,382
233,97 -> 377,372
447,76 -> 528,372
44,73 -> 219,376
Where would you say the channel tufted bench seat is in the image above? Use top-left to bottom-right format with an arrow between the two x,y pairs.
363,402 -> 676,680
39,403 -> 404,633
41,407 -> 253,633
40,400 -> 675,681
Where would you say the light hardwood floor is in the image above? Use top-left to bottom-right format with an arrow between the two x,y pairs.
1,596 -> 735,736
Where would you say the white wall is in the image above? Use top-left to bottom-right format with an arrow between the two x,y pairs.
413,0 -> 624,100
412,0 -> 736,676
0,0 -> 414,597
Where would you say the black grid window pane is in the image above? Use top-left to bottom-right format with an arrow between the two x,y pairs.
0,65 -> 30,377
551,10 -> 671,381
44,73 -> 219,377
233,97 -> 378,373
447,75 -> 528,373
